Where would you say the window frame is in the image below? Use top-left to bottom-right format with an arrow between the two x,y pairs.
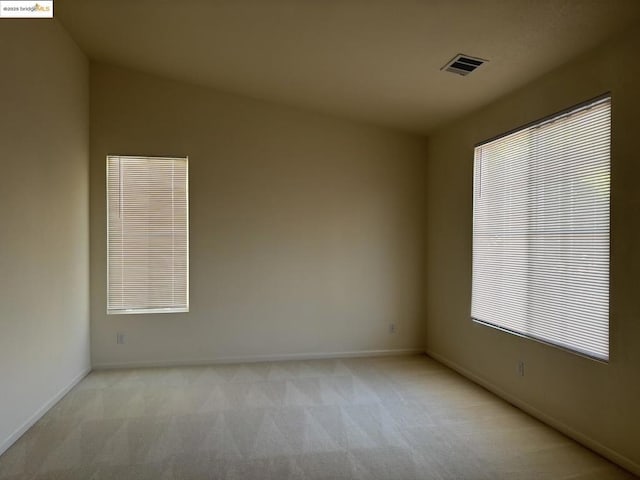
106,154 -> 190,315
471,94 -> 611,362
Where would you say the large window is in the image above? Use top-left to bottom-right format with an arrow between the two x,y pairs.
107,155 -> 189,314
472,96 -> 611,360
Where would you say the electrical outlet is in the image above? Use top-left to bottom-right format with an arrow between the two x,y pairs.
116,332 -> 125,345
389,323 -> 396,334
517,360 -> 525,377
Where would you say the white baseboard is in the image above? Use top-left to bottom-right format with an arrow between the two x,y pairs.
426,349 -> 640,477
0,368 -> 90,458
92,348 -> 423,370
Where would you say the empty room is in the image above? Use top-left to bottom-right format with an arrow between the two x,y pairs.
1,0 -> 639,478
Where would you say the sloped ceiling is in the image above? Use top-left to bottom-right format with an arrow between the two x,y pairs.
57,0 -> 640,133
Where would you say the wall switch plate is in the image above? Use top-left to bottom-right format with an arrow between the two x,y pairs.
389,323 -> 396,334
116,332 -> 125,344
517,360 -> 525,377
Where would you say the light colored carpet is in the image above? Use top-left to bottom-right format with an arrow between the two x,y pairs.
0,355 -> 635,480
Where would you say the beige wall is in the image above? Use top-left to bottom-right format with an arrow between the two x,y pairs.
0,21 -> 90,454
426,26 -> 640,472
90,63 -> 428,367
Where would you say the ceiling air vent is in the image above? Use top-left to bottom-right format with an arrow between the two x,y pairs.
441,54 -> 487,76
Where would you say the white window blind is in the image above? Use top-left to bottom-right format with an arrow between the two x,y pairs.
472,96 -> 611,361
107,155 -> 189,314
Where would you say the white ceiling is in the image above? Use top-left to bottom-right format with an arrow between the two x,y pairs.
57,0 -> 640,134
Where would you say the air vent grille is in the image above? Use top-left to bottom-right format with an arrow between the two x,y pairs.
442,54 -> 487,76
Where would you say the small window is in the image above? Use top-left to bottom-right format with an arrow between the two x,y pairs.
472,96 -> 611,361
107,155 -> 189,314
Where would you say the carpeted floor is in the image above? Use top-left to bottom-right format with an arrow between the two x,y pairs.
0,355 -> 635,479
